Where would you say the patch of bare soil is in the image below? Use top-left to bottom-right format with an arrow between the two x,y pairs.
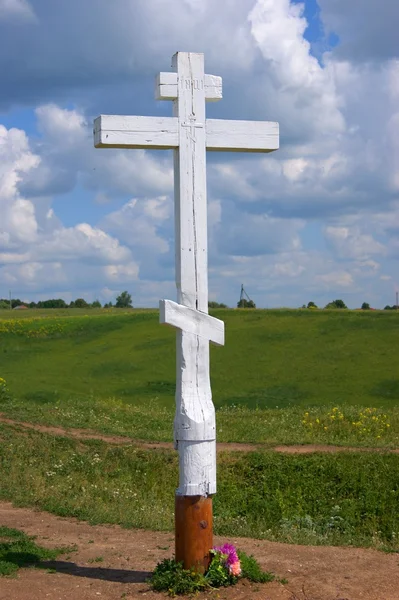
0,503 -> 398,600
1,414 -> 398,455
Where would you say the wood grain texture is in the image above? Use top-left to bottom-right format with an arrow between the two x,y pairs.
169,53 -> 217,497
156,72 -> 222,102
206,118 -> 279,152
175,494 -> 213,572
94,115 -> 278,152
93,115 -> 178,149
160,299 -> 224,346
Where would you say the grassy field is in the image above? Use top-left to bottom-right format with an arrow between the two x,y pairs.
0,308 -> 398,551
0,422 -> 398,550
1,307 -> 399,410
0,308 -> 399,446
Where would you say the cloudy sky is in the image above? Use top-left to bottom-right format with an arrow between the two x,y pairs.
0,0 -> 398,308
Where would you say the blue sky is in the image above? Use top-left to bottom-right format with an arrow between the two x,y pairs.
0,0 -> 398,308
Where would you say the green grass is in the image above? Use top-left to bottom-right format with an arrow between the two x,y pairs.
0,423 -> 398,551
149,551 -> 275,595
0,525 -> 73,576
1,308 -> 399,447
1,308 -> 399,410
1,309 -> 398,553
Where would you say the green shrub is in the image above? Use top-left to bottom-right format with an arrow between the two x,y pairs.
0,378 -> 11,402
149,549 -> 276,596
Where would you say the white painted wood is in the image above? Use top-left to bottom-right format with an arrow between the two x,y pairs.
94,115 -> 278,152
94,51 -> 279,498
156,72 -> 222,102
206,119 -> 279,152
170,52 -> 218,496
178,440 -> 216,496
94,115 -> 178,149
160,299 -> 224,346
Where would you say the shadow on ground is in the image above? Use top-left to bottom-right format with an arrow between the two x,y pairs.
40,560 -> 151,583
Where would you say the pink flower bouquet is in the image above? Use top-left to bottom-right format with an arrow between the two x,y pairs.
212,543 -> 241,577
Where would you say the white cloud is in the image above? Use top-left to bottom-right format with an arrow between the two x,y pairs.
318,0 -> 399,63
0,1 -> 398,308
104,262 -> 139,282
248,0 -> 345,140
324,226 -> 386,261
214,203 -> 304,257
0,0 -> 36,21
100,197 -> 171,255
318,270 -> 354,288
21,104 -> 174,200
0,125 -> 40,247
33,223 -> 133,265
0,121 -> 140,300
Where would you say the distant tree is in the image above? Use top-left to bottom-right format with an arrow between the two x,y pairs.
384,305 -> 396,310
237,299 -> 256,308
29,302 -> 37,308
37,299 -> 67,309
325,299 -> 347,309
208,301 -> 228,308
307,301 -> 318,309
103,302 -> 113,308
115,291 -> 133,308
0,300 -> 9,309
74,298 -> 89,308
361,302 -> 371,310
91,300 -> 102,308
11,298 -> 22,309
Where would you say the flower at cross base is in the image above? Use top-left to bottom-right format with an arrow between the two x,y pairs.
212,543 -> 241,577
229,560 -> 241,576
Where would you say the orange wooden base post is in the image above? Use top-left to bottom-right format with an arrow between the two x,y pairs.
175,494 -> 213,573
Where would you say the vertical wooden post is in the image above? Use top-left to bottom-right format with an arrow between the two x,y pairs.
175,495 -> 213,572
172,52 -> 215,572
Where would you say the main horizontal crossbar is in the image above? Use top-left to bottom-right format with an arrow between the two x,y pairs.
159,299 -> 225,346
94,115 -> 279,152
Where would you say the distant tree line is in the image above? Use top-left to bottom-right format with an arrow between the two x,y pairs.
0,291 -> 133,310
1,292 -> 397,311
208,301 -> 228,308
301,299 -> 349,309
302,299 -> 398,310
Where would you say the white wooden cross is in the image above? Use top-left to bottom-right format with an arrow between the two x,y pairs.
94,52 -> 279,499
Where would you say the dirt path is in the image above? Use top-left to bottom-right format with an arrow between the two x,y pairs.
1,414 -> 398,455
0,502 -> 398,600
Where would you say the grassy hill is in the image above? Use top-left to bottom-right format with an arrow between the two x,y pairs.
0,308 -> 398,445
1,308 -> 399,407
0,308 -> 398,549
